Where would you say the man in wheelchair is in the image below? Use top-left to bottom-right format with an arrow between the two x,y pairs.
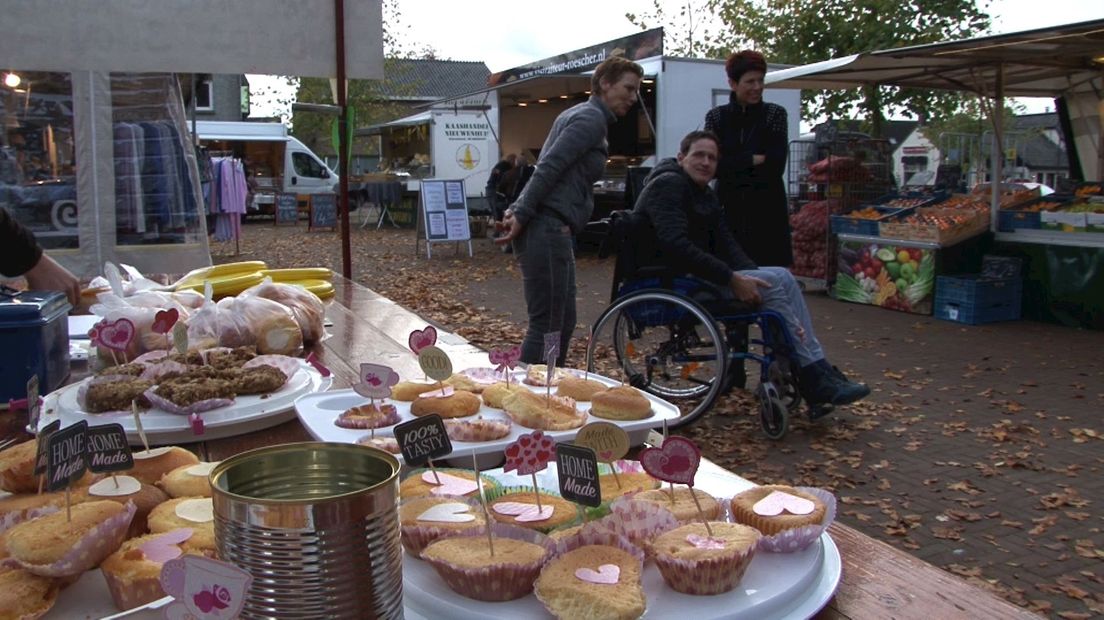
631,130 -> 869,412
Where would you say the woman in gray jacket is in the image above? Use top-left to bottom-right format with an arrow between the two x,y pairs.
497,56 -> 643,365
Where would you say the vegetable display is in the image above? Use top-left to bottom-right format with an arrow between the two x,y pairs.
834,241 -> 935,314
789,199 -> 836,279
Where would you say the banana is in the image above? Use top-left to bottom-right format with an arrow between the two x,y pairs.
261,268 -> 333,282
282,279 -> 335,300
176,271 -> 266,298
175,261 -> 268,290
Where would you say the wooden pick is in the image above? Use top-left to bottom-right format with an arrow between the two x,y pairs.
472,451 -> 494,557
531,472 -> 543,512
668,481 -> 676,503
132,400 -> 150,454
688,486 -> 714,536
428,460 -> 441,485
65,485 -> 72,523
438,381 -> 447,397
611,466 -> 622,489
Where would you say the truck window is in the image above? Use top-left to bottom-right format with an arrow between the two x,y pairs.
292,152 -> 326,178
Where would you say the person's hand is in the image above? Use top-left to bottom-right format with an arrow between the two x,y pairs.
752,155 -> 766,166
494,209 -> 524,245
729,272 -> 770,305
23,253 -> 80,307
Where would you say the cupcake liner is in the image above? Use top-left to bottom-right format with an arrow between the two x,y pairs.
740,486 -> 837,553
550,523 -> 645,561
444,417 -> 512,442
334,404 -> 401,429
491,486 -> 580,534
420,523 -> 554,602
241,354 -> 301,384
400,496 -> 486,557
17,501 -> 136,577
653,531 -> 759,595
142,388 -> 233,417
603,497 -> 682,548
102,568 -> 166,611
0,504 -> 61,535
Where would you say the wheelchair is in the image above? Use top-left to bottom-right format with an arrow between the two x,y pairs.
585,211 -> 825,439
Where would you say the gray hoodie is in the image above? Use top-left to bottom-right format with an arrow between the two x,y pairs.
511,96 -> 616,234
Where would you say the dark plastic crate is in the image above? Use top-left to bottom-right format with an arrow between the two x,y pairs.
981,255 -> 1023,280
830,205 -> 907,236
997,209 -> 1040,231
934,275 -> 1022,325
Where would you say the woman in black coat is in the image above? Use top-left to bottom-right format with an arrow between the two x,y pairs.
704,50 -> 792,267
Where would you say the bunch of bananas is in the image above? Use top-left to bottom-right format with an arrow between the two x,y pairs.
174,262 -> 334,300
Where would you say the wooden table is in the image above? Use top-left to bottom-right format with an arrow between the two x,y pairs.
2,274 -> 1039,620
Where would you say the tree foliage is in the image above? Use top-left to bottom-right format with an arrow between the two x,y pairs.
629,0 -> 992,133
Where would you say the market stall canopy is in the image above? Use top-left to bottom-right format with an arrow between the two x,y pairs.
359,111 -> 434,136
765,19 -> 1104,98
0,0 -> 383,79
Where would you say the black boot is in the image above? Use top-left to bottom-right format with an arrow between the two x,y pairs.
813,359 -> 870,406
798,361 -> 838,406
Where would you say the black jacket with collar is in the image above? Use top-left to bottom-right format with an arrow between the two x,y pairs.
631,158 -> 757,286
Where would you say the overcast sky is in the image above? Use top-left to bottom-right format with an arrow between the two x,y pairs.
248,0 -> 1104,118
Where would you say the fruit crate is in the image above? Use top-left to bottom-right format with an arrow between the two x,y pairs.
880,208 -> 989,246
997,196 -> 1071,232
934,275 -> 1022,325
830,205 -> 909,236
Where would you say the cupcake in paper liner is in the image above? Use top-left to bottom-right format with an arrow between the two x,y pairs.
550,522 -> 645,561
730,485 -> 837,553
6,500 -> 136,577
489,486 -> 581,533
399,495 -> 486,557
600,497 -> 681,550
420,523 -> 554,602
597,459 -> 660,502
535,542 -> 647,619
399,467 -> 502,501
650,522 -> 762,595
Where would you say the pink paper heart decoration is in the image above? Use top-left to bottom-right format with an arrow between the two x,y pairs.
639,436 -> 701,486
95,318 -> 136,351
151,308 -> 180,334
686,534 -> 727,550
488,346 -> 521,372
421,471 -> 479,496
417,386 -> 455,399
492,501 -> 554,522
503,430 -> 554,476
408,326 -> 438,355
574,564 -> 620,585
139,528 -> 194,563
752,490 -> 816,516
417,502 -> 476,523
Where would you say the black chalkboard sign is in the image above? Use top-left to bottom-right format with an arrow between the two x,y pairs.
86,423 -> 134,473
394,414 -> 452,466
276,193 -> 299,225
45,421 -> 88,492
556,444 -> 601,507
310,193 -> 337,230
34,419 -> 61,476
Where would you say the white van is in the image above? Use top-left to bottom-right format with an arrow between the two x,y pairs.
194,121 -> 338,215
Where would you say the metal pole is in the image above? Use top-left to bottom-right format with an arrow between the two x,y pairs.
990,64 -> 1004,233
335,0 -> 352,279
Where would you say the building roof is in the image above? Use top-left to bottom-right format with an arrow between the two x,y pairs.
376,58 -> 490,100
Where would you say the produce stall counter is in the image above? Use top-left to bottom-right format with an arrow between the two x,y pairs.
0,274 -> 1040,619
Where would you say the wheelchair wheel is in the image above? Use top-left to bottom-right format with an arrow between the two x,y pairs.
767,357 -> 802,413
587,289 -> 726,428
757,382 -> 788,440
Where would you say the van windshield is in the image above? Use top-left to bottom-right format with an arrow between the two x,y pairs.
292,152 -> 327,178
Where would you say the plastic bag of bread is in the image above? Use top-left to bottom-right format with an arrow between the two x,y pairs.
242,280 -> 326,343
217,294 -> 303,355
185,293 -> 221,351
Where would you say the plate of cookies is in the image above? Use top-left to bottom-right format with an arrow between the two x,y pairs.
401,463 -> 842,620
294,366 -> 680,466
40,348 -> 333,445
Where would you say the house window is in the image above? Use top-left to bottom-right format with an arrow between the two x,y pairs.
195,77 -> 213,111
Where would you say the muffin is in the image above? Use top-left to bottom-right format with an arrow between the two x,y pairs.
443,373 -> 487,394
650,522 -> 761,595
391,381 -> 438,401
158,462 -> 219,498
0,487 -> 92,534
420,525 -> 552,601
490,491 -> 578,533
598,461 -> 659,501
0,439 -> 38,493
729,485 -> 826,536
0,566 -> 60,619
356,435 -> 400,454
334,403 -> 401,429
590,386 -> 652,421
481,381 -> 525,409
399,468 -> 500,500
6,500 -> 136,577
128,447 -> 200,486
87,475 -> 168,538
100,529 -> 210,611
147,497 -> 216,555
399,496 -> 485,556
502,391 -> 586,431
444,416 -> 512,442
633,488 -> 720,523
535,544 -> 646,620
555,376 -> 608,402
410,389 -> 481,419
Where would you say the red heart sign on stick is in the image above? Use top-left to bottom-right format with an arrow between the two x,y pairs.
503,430 -> 555,476
93,318 -> 136,352
151,308 -> 180,334
408,326 -> 438,355
639,436 -> 701,486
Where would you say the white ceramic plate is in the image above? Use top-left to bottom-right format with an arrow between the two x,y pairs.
40,361 -> 332,445
403,466 -> 841,620
294,368 -> 680,467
